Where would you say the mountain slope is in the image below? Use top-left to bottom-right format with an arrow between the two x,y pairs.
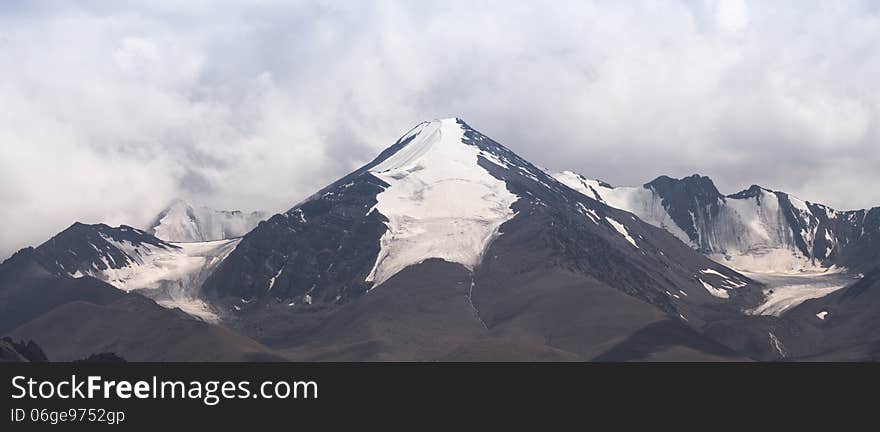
782,268 -> 880,360
203,118 -> 766,360
0,247 -> 125,333
32,223 -> 238,321
148,199 -> 267,243
551,170 -> 880,360
8,295 -> 284,362
0,248 -> 284,361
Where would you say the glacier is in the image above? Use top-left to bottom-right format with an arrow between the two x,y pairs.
71,234 -> 240,322
365,118 -> 519,287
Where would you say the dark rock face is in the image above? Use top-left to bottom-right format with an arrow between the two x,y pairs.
202,180 -> 388,305
832,208 -> 880,271
774,191 -> 817,259
780,189 -> 877,271
33,223 -> 177,277
727,189 -> 880,270
200,129 -> 415,306
632,174 -> 880,271
727,184 -> 765,200
645,174 -> 724,245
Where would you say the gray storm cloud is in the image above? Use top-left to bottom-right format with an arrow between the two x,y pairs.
1,0 -> 879,259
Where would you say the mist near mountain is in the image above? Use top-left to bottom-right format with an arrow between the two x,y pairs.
3,1 -> 880,261
147,200 -> 267,243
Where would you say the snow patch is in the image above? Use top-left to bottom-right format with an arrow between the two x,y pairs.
605,218 -> 638,248
700,268 -> 727,278
156,298 -> 220,323
699,268 -> 748,288
267,266 -> 284,292
291,208 -> 307,223
576,203 -> 600,224
699,278 -> 729,299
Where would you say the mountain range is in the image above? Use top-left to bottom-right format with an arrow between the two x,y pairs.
553,171 -> 880,273
3,118 -> 879,361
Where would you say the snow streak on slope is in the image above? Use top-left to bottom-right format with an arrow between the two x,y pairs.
75,237 -> 240,322
699,268 -> 748,288
605,218 -> 639,248
365,118 -> 518,287
699,278 -> 730,298
149,200 -> 266,243
554,171 -> 692,244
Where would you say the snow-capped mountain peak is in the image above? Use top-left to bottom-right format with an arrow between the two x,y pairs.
206,117 -> 756,317
148,199 -> 267,243
365,118 -> 519,286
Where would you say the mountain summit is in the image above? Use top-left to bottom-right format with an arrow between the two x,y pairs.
200,118 -> 764,360
147,199 -> 267,243
363,118 -> 519,286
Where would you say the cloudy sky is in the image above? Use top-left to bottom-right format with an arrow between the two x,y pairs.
1,0 -> 879,259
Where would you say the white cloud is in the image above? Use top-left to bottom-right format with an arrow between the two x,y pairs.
715,0 -> 750,33
1,0 -> 879,259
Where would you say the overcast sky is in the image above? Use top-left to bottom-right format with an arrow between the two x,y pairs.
2,0 -> 879,259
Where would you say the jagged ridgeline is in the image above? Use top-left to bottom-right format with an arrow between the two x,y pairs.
554,171 -> 880,273
4,118 -> 880,361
